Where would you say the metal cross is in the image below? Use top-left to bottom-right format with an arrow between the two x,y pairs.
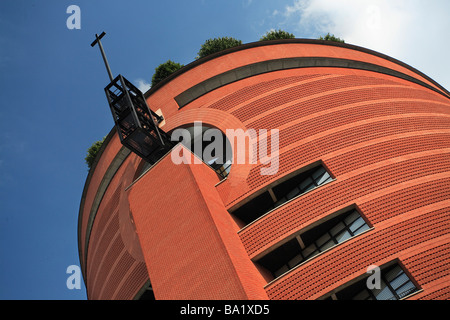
91,31 -> 114,82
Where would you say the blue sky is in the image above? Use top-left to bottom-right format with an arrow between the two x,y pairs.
0,0 -> 448,300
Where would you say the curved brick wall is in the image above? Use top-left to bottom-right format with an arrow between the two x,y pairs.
79,40 -> 450,300
78,132 -> 150,299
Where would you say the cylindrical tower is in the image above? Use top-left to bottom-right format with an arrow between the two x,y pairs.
78,39 -> 450,300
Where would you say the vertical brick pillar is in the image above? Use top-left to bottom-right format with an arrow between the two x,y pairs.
127,145 -> 268,299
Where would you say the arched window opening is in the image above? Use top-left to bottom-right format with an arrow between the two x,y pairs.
172,124 -> 233,179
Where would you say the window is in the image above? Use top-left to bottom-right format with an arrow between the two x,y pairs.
256,208 -> 371,279
231,163 -> 333,226
172,124 -> 233,179
137,283 -> 155,300
329,262 -> 419,300
272,166 -> 333,207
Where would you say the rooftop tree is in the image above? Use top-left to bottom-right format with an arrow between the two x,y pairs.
151,60 -> 184,87
85,136 -> 106,169
260,29 -> 295,41
318,33 -> 345,43
196,37 -> 242,59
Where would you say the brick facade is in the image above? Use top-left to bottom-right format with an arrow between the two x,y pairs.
78,40 -> 450,300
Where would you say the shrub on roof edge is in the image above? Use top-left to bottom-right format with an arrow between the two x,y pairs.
196,37 -> 243,60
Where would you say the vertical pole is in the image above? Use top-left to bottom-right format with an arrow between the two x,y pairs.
91,32 -> 114,82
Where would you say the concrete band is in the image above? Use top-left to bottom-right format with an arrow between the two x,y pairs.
175,57 -> 449,109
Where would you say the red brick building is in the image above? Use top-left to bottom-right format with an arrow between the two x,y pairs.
78,39 -> 450,300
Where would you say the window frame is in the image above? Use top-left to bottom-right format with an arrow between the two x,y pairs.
320,260 -> 422,300
233,161 -> 335,228
258,206 -> 373,283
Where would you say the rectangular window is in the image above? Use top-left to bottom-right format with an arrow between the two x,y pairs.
231,163 -> 333,226
256,207 -> 371,280
329,262 -> 419,300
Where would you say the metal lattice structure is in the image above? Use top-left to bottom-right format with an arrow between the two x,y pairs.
104,74 -> 174,164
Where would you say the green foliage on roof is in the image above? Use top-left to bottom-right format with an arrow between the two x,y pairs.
318,33 -> 345,43
260,29 -> 295,41
151,60 -> 184,87
85,136 -> 106,170
196,37 -> 243,59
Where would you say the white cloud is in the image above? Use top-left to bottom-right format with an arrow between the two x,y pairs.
277,0 -> 450,91
135,78 -> 151,93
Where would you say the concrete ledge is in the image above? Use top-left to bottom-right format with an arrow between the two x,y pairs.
145,39 -> 450,101
174,57 -> 449,109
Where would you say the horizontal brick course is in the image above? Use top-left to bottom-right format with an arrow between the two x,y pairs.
79,41 -> 450,300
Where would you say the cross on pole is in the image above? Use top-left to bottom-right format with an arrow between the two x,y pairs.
91,31 -> 114,82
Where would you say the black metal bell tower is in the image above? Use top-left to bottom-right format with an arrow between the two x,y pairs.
91,32 -> 175,164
